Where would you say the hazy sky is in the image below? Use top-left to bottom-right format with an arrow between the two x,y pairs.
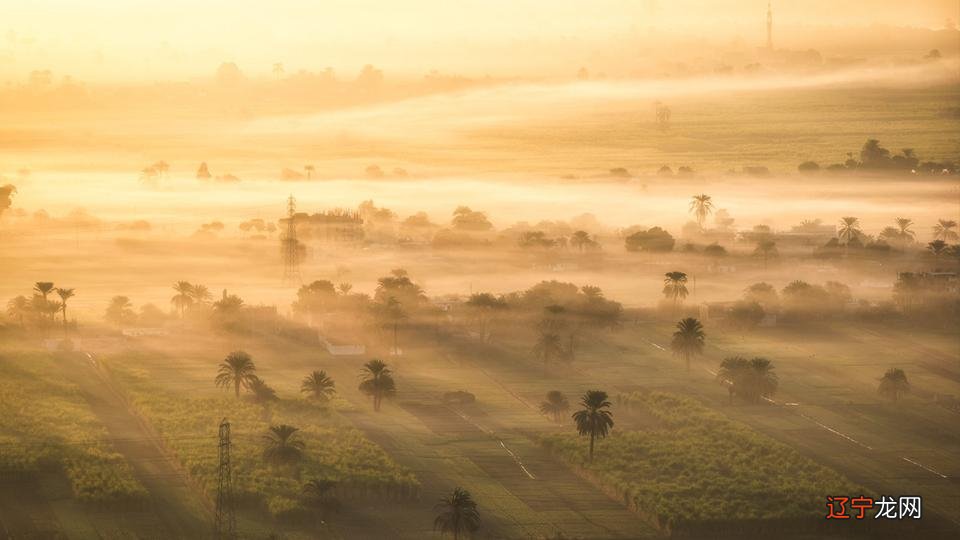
1,0 -> 957,82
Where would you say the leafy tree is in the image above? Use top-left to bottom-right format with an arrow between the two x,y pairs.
293,280 -> 337,322
539,390 -> 570,422
624,227 -> 675,253
670,317 -> 705,372
262,424 -> 305,468
215,350 -> 258,398
433,487 -> 481,540
6,295 -> 29,328
105,296 -> 135,329
301,370 -> 336,401
689,194 -> 714,230
798,161 -> 820,173
727,301 -> 765,330
662,272 -> 689,312
744,282 -> 779,309
358,359 -> 395,412
928,240 -> 948,267
171,281 -> 194,317
465,293 -> 508,343
55,288 -> 75,337
451,206 -> 493,231
933,219 -> 959,242
878,368 -> 910,402
572,390 -> 614,463
753,240 -> 778,270
570,230 -> 594,252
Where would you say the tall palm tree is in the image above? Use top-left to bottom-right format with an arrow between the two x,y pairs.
6,295 -> 29,329
249,376 -> 279,404
304,165 -> 315,180
539,390 -> 570,422
928,240 -> 948,267
670,317 -> 705,373
33,282 -> 55,325
301,370 -> 336,401
689,194 -> 713,230
837,217 -> 861,247
572,390 -> 614,463
433,487 -> 481,540
878,368 -> 910,402
736,357 -> 778,404
895,218 -> 915,244
933,219 -> 959,242
171,281 -> 194,317
55,288 -> 75,338
215,350 -> 258,398
570,230 -> 591,252
753,240 -> 778,270
662,271 -> 689,312
262,424 -> 305,467
358,359 -> 396,411
532,330 -> 564,372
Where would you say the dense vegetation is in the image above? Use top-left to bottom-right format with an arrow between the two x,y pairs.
0,352 -> 146,504
542,392 -> 857,535
105,358 -> 419,519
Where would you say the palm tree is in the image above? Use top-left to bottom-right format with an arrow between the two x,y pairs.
570,230 -> 591,252
6,295 -> 29,329
933,219 -> 959,242
716,356 -> 748,403
358,359 -> 396,412
304,165 -> 315,180
190,283 -> 212,305
249,376 -> 279,404
753,240 -> 778,270
928,240 -> 948,267
670,317 -> 705,373
301,370 -> 336,401
572,390 -> 614,463
215,350 -> 258,398
689,194 -> 713,230
171,281 -> 194,317
662,271 -> 689,312
735,357 -> 778,404
302,478 -> 340,522
837,217 -> 861,249
262,424 -> 305,468
55,288 -> 75,338
895,218 -> 915,244
433,487 -> 481,540
539,390 -> 570,422
878,368 -> 910,402
532,330 -> 564,372
33,282 -> 54,325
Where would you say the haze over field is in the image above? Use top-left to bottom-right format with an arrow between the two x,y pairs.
1,1 -> 959,539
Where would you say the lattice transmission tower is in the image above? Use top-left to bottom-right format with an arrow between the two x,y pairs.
214,418 -> 235,539
281,194 -> 303,285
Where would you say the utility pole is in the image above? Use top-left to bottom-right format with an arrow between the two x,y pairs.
281,195 -> 302,285
214,418 -> 235,539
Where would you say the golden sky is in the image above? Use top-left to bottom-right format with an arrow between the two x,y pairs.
1,0 -> 957,82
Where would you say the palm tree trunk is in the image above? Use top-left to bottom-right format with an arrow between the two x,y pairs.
62,306 -> 68,338
589,433 -> 595,463
235,379 -> 240,398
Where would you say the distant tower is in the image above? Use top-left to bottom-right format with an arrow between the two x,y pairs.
281,195 -> 302,285
214,419 -> 235,539
766,2 -> 773,50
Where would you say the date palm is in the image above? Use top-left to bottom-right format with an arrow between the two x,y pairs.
928,240 -> 948,267
878,368 -> 910,402
573,390 -> 614,463
215,350 -> 258,398
753,240 -> 778,270
689,194 -> 713,230
262,424 -> 305,467
358,359 -> 395,412
301,370 -> 336,401
55,288 -> 75,338
837,217 -> 861,246
302,478 -> 340,521
933,219 -> 959,242
662,271 -> 689,312
532,330 -> 564,373
6,295 -> 29,329
33,282 -> 55,324
433,487 -> 481,540
895,218 -> 915,243
570,230 -> 591,252
539,390 -> 570,422
190,284 -> 212,304
670,317 -> 705,373
171,281 -> 194,317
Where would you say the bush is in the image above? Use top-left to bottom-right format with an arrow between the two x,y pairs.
797,161 -> 820,173
625,227 -> 675,253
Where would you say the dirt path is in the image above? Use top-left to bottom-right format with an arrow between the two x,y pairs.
63,352 -> 210,539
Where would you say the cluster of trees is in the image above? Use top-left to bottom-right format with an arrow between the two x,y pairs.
716,357 -> 778,404
6,282 -> 75,338
799,139 -> 957,175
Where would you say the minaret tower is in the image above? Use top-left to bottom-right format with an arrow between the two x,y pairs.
766,2 -> 773,50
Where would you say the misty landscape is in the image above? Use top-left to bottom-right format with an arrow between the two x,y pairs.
1,1 -> 959,539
